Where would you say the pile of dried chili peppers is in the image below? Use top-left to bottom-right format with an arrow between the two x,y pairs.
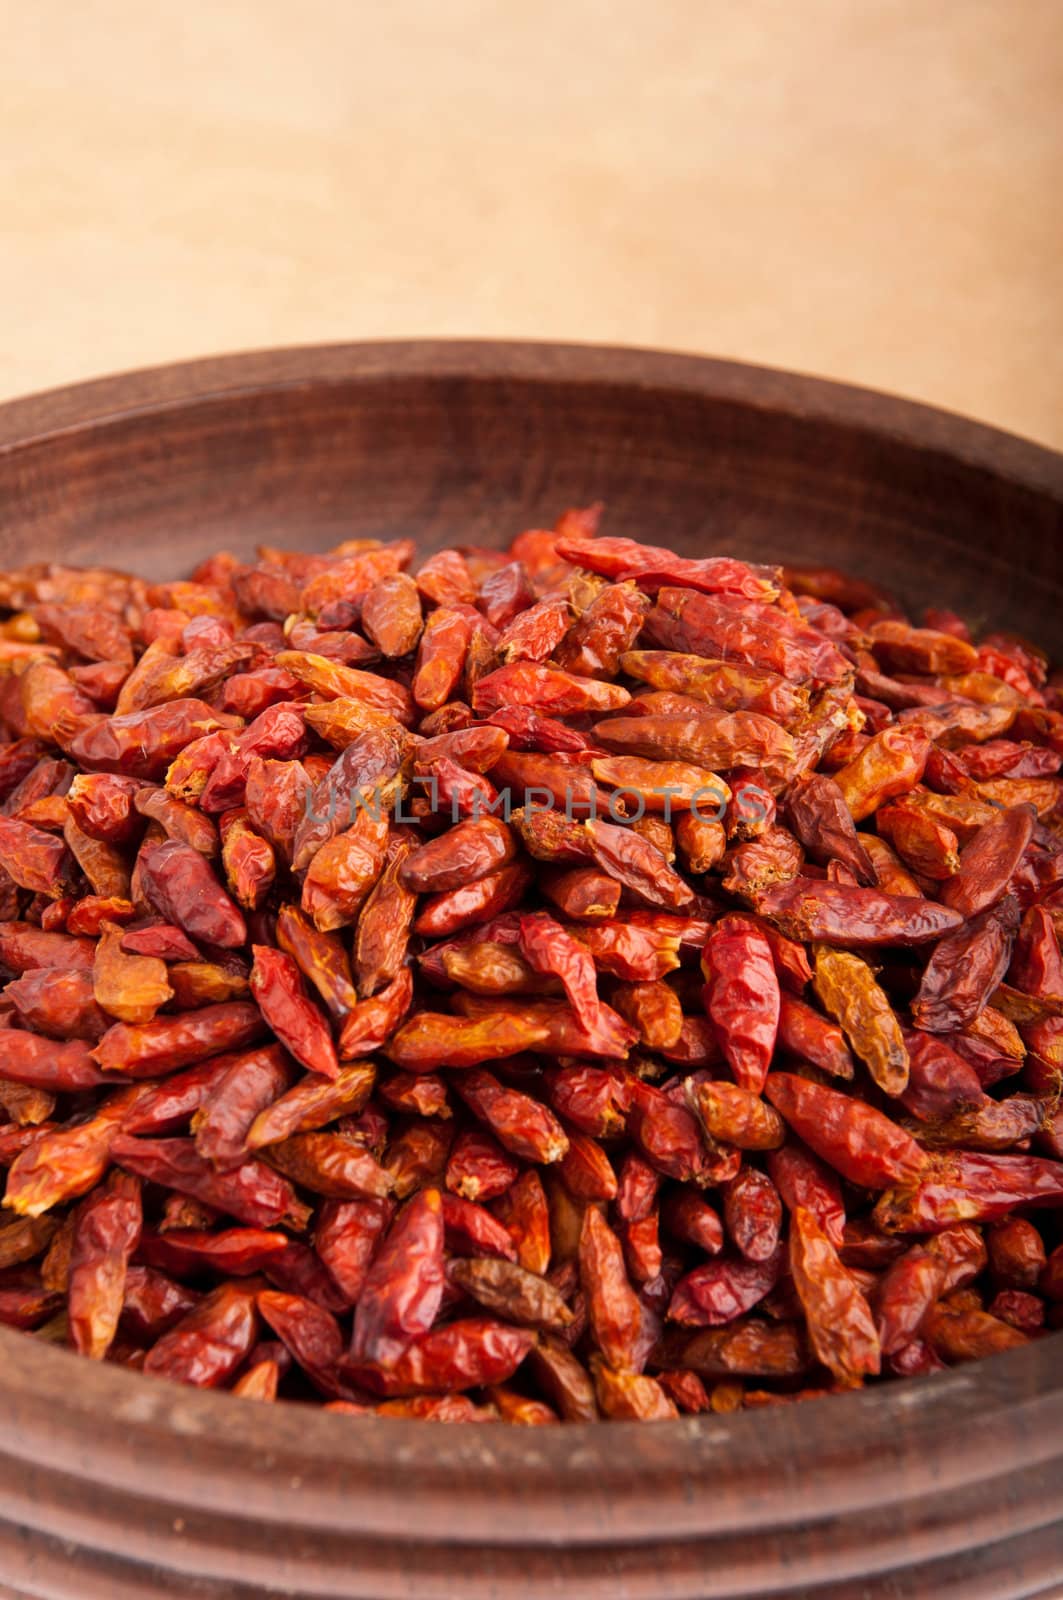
0,505 -> 1059,1423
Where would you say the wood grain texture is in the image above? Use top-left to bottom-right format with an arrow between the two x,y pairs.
0,341 -> 1060,1599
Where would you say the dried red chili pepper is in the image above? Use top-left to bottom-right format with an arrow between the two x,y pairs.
120,1265 -> 200,1341
659,1187 -> 724,1255
612,979 -> 684,1049
142,1282 -> 259,1387
987,1289 -> 1044,1332
924,1300 -> 1028,1363
643,586 -> 848,684
785,771 -> 876,884
138,1226 -> 287,1279
580,1205 -> 647,1372
71,699 -> 243,782
496,595 -> 570,664
93,919 -> 173,1025
812,945 -> 908,1096
0,920 -> 95,970
940,803 -> 1037,918
621,650 -> 807,723
668,1246 -> 785,1327
590,1358 -> 678,1421
249,946 -> 339,1079
276,652 -> 413,725
67,1168 -> 142,1359
701,916 -> 779,1093
626,1079 -> 717,1185
788,1206 -> 880,1385
401,817 -> 515,894
350,1188 -> 445,1367
135,785 -> 218,858
138,838 -> 247,949
473,663 -> 630,718
525,1334 -> 598,1421
385,1009 -> 546,1071
1010,904 -> 1063,997
219,809 -> 275,910
831,725 -> 931,821
759,877 -> 963,947
111,1133 -> 312,1229
491,1168 -> 551,1274
92,1002 -> 265,1077
580,817 -> 694,910
0,1029 -> 109,1090
449,1257 -> 573,1330
661,1318 -> 808,1384
232,1358 -> 280,1401
987,1216 -> 1047,1289
412,862 -> 533,940
312,1197 -> 395,1305
592,707 -> 793,772
348,1316 -> 535,1397
457,1070 -> 569,1164
446,1125 -> 519,1202
0,1215 -> 57,1271
568,919 -> 682,981
874,1225 -> 986,1354
764,1141 -> 845,1247
361,572 -> 424,657
166,958 -> 249,1009
288,730 -> 406,873
0,815 -> 75,898
561,1128 -> 618,1201
518,911 -> 601,1029
301,809 -> 390,933
554,536 -> 770,597
437,1192 -> 514,1261
438,939 -> 544,1005
256,1290 -> 360,1401
911,897 -> 1020,1032
687,1080 -> 785,1151
267,1132 -> 393,1200
874,1149 -> 1063,1232
765,1073 -> 926,1188
191,1045 -> 296,1170
723,1166 -> 782,1263
116,1057 -> 242,1140
775,992 -> 855,1079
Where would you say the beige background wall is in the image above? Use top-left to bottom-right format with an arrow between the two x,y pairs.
2,0 -> 1060,446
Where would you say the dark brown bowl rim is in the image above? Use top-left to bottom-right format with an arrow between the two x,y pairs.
2,338 -> 1061,497
0,339 -> 1060,1543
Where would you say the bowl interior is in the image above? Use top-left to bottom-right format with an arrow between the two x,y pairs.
2,341 -> 1061,648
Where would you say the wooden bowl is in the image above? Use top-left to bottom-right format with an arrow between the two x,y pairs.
0,343 -> 1060,1600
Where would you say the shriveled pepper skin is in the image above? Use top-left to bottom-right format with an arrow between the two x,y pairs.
249,947 -> 339,1080
764,1074 -> 926,1188
789,1207 -> 880,1386
911,897 -> 1020,1033
138,839 -> 247,949
758,878 -> 963,947
350,1189 -> 445,1368
67,1169 -> 142,1360
701,916 -> 779,1093
812,946 -> 909,1096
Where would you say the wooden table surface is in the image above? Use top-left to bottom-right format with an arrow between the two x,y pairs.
2,0 -> 1060,447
